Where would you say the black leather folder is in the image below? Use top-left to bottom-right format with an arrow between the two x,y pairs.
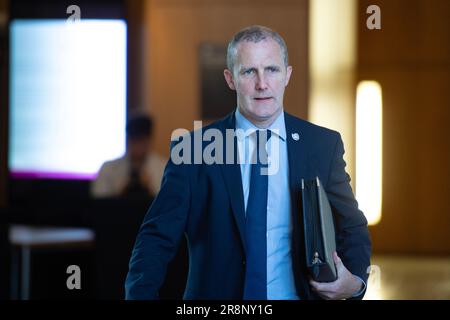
301,177 -> 337,282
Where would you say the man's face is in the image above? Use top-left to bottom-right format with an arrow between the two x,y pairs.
224,38 -> 292,127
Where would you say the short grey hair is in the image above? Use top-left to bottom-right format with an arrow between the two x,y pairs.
226,25 -> 289,72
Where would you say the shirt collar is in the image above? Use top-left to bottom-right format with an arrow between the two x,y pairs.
234,107 -> 287,141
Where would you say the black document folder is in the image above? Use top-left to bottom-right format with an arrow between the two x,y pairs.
301,177 -> 337,282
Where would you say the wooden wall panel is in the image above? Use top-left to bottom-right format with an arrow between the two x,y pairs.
358,0 -> 450,254
144,0 -> 309,157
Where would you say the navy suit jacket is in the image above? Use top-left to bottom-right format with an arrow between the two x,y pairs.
125,111 -> 371,300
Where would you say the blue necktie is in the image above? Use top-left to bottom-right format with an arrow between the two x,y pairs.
243,129 -> 271,300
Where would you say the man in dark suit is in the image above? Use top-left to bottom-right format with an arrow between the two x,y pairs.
125,25 -> 371,300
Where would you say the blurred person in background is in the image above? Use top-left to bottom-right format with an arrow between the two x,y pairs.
91,113 -> 166,199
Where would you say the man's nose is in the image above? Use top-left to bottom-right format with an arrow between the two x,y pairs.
255,73 -> 268,91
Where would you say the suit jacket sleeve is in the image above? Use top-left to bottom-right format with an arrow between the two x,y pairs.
125,149 -> 190,300
326,133 -> 372,299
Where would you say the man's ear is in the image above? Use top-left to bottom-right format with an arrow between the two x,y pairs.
285,66 -> 293,86
224,69 -> 236,90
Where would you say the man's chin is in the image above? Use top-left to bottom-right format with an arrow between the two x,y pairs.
239,104 -> 282,123
250,111 -> 282,126
253,107 -> 282,120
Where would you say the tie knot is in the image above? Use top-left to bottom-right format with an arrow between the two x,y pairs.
253,130 -> 271,165
255,129 -> 271,145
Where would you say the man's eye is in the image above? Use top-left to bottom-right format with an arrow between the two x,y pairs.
267,67 -> 279,73
243,69 -> 255,75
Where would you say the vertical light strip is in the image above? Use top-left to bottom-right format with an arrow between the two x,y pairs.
309,0 -> 357,185
356,81 -> 383,225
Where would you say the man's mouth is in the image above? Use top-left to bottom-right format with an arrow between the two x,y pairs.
254,97 -> 272,101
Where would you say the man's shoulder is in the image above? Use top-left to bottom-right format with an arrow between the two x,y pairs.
200,113 -> 233,131
284,112 -> 340,140
203,111 -> 340,137
100,155 -> 128,170
170,113 -> 232,147
170,111 -> 342,150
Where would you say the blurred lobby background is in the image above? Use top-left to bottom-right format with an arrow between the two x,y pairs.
0,0 -> 449,300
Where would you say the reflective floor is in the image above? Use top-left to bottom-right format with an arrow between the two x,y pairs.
363,255 -> 450,300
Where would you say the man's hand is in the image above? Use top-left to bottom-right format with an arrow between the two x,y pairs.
309,251 -> 363,300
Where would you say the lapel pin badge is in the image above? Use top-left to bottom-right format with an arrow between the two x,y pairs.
291,133 -> 300,141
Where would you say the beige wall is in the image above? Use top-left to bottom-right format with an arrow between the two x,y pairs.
143,0 -> 309,158
358,0 -> 450,254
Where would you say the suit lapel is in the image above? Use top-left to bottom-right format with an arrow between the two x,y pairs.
219,111 -> 247,253
284,112 -> 312,298
285,112 -> 308,195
